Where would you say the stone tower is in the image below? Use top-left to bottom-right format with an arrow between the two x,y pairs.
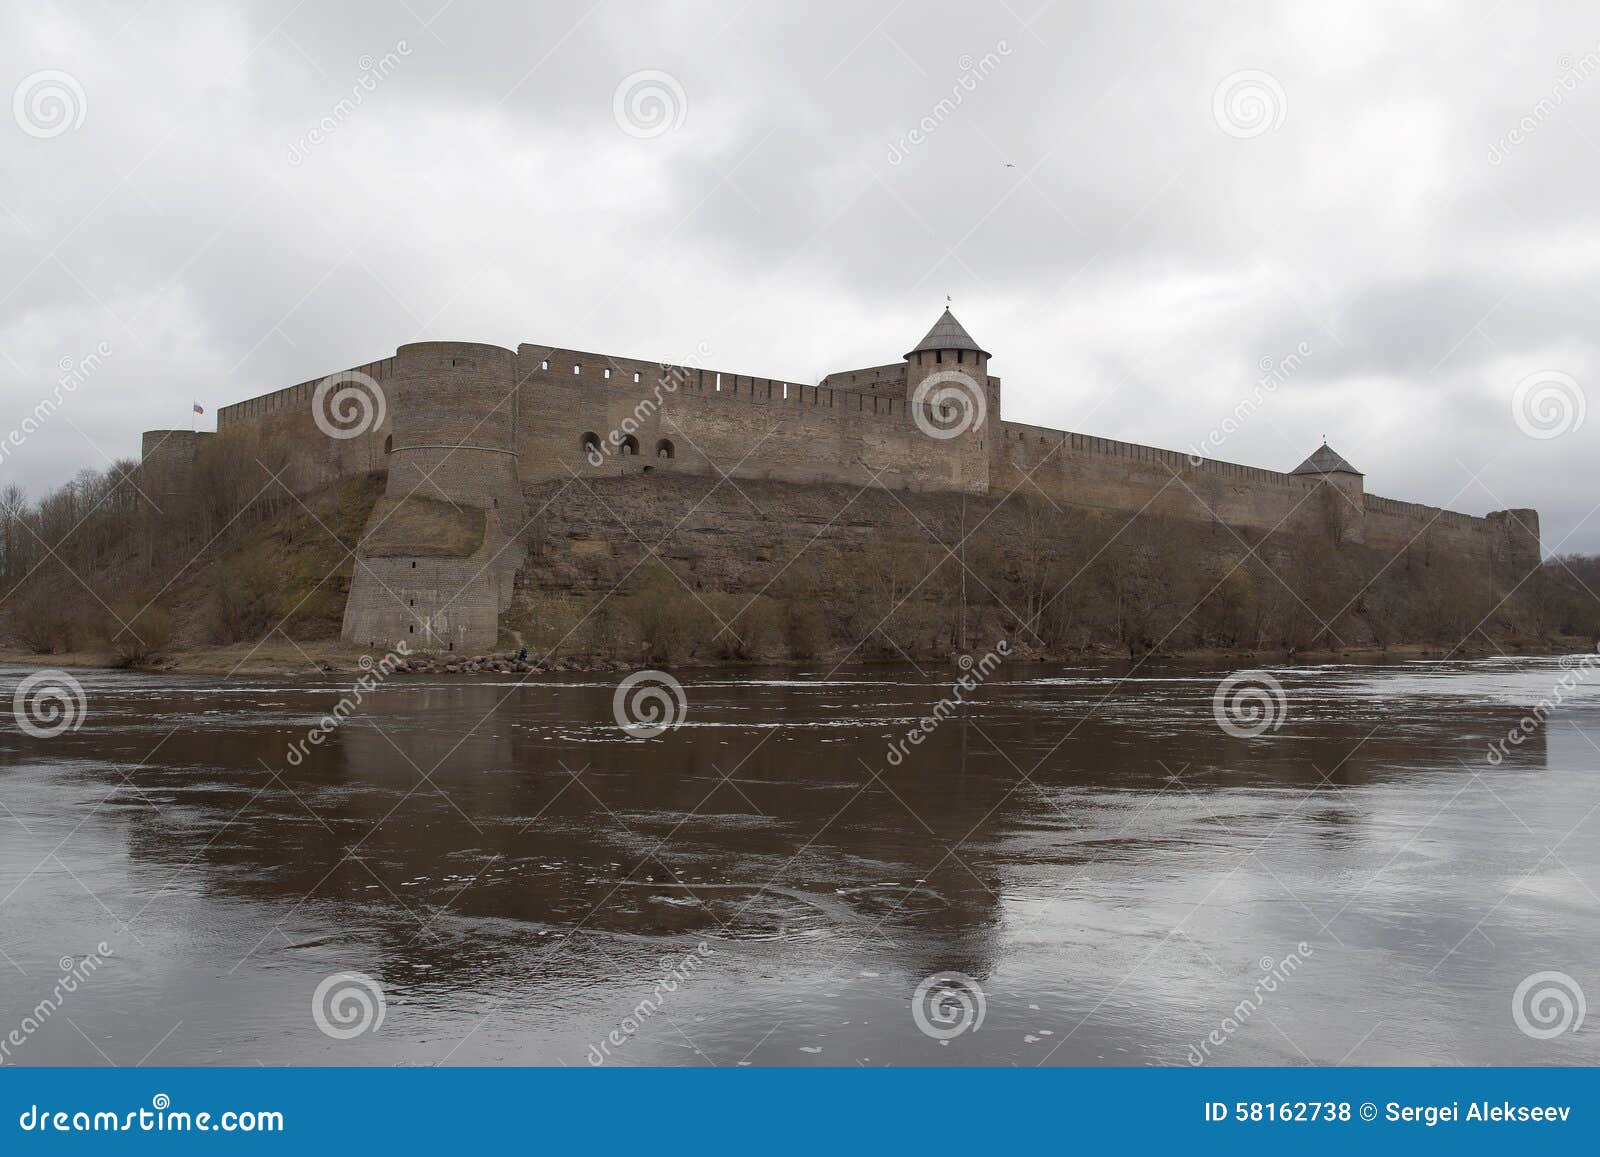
1291,442 -> 1365,544
340,340 -> 524,653
903,307 -> 993,494
384,341 -> 518,506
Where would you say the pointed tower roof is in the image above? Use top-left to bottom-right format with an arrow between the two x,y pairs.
906,307 -> 990,358
1291,443 -> 1362,477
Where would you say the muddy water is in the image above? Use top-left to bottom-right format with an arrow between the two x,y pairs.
0,656 -> 1596,1066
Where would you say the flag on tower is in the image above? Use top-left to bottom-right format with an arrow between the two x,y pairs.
193,402 -> 204,415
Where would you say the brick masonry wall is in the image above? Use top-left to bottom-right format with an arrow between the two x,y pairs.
210,356 -> 395,493
511,345 -> 990,494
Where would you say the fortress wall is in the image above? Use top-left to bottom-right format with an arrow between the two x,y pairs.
145,329 -> 1543,657
990,419 -> 1527,568
821,362 -> 908,396
991,421 -> 1328,534
208,355 -> 396,493
1361,493 -> 1537,568
1363,494 -> 1485,555
655,384 -> 980,492
511,346 -> 988,494
513,346 -> 676,481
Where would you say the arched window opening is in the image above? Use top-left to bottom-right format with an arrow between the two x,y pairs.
656,439 -> 675,459
384,434 -> 393,454
619,434 -> 640,456
580,432 -> 601,456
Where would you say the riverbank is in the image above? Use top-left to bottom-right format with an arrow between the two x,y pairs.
2,635 -> 1592,678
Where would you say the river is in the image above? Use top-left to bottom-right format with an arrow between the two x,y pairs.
0,655 -> 1595,1066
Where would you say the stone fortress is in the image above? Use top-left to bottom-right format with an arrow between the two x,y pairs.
139,308 -> 1542,652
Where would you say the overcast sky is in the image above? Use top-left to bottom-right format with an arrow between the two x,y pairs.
2,0 -> 1596,552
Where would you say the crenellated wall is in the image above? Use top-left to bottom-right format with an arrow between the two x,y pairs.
212,356 -> 394,492
511,345 -> 991,494
139,327 -> 1543,652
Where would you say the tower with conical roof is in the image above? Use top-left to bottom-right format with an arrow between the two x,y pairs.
1291,441 -> 1365,544
902,306 -> 995,494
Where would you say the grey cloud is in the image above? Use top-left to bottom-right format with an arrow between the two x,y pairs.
0,0 -> 1595,551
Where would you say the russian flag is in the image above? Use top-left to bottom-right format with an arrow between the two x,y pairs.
193,402 -> 204,415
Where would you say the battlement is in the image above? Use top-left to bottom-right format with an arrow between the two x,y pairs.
516,344 -> 964,426
217,355 -> 398,430
1364,492 -> 1480,529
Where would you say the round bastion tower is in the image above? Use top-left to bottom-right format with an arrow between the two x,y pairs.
340,341 -> 523,654
384,341 -> 519,506
903,307 -> 994,494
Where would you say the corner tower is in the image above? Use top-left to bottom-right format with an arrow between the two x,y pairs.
903,307 -> 994,494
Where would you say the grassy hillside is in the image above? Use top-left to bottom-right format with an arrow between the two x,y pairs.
1,465 -> 384,663
2,462 -> 1594,670
503,474 -> 1596,665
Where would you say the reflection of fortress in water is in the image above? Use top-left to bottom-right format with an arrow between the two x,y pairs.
92,670 -> 1554,1010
